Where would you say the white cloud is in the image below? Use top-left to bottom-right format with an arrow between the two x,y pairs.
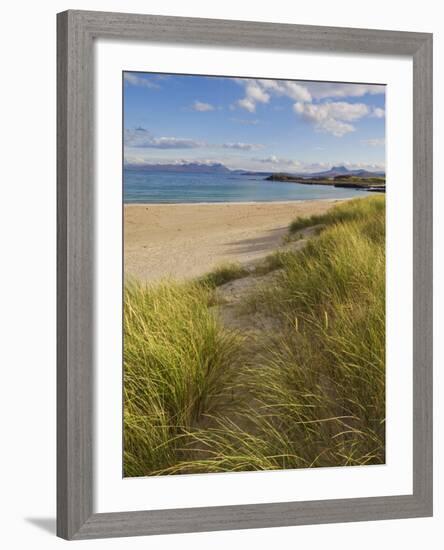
361,138 -> 385,147
235,81 -> 270,112
123,72 -> 160,89
371,107 -> 386,118
126,129 -> 262,152
296,101 -> 370,122
237,98 -> 257,112
256,155 -> 279,164
293,101 -> 369,136
235,79 -> 310,112
124,128 -> 204,149
259,79 -> 312,102
233,79 -> 384,114
246,83 -> 270,103
149,137 -> 205,149
223,142 -> 263,151
192,101 -> 215,112
233,79 -> 384,137
344,161 -> 385,172
255,155 -> 301,167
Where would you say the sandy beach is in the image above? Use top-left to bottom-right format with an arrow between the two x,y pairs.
124,200 -> 341,282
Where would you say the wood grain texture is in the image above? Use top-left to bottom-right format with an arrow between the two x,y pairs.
57,10 -> 94,540
72,9 -> 429,55
57,10 -> 433,540
412,34 -> 433,513
73,493 -> 430,540
56,10 -> 68,539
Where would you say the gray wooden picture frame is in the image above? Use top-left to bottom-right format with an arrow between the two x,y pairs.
57,9 -> 433,540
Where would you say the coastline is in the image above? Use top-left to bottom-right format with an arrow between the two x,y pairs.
124,199 -> 346,282
124,198 -> 352,206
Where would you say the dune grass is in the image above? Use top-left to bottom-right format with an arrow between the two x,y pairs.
124,196 -> 386,476
253,249 -> 294,275
123,281 -> 242,476
198,262 -> 249,287
289,195 -> 384,233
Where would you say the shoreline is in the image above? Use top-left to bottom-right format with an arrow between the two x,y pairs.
124,198 -> 352,207
124,199 -> 346,282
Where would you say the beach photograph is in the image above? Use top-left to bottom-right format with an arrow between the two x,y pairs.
123,72 -> 386,477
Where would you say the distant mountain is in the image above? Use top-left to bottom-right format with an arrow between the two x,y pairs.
295,165 -> 385,178
124,162 -> 384,178
236,165 -> 384,178
125,162 -> 231,174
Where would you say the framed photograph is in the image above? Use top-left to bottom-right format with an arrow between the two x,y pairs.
57,10 -> 433,540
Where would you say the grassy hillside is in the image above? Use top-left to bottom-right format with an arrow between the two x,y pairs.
124,196 -> 386,476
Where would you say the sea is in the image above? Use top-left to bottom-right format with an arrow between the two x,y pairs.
123,169 -> 366,204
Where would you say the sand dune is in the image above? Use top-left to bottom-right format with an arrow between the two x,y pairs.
124,200 -> 341,282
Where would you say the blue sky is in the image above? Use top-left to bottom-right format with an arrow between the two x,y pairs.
123,72 -> 385,173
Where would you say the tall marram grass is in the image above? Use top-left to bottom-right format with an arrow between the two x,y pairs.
124,196 -> 386,475
124,281 -> 242,476
289,195 -> 384,233
198,262 -> 249,287
247,199 -> 386,468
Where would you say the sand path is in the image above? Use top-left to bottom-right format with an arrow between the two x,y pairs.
124,200 -> 339,282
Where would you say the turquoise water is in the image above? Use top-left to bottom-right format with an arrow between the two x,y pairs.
123,170 -> 366,204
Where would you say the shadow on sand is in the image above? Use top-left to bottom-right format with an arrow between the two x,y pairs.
224,227 -> 285,255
